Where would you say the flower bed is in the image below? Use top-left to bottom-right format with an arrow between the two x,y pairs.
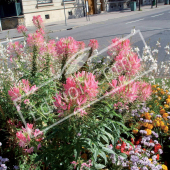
0,15 -> 170,170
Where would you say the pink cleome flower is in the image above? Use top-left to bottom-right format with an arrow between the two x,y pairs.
53,71 -> 99,116
17,25 -> 27,34
56,37 -> 79,57
27,32 -> 45,48
32,15 -> 44,28
16,123 -> 43,152
8,79 -> 38,101
109,76 -> 152,104
88,39 -> 98,50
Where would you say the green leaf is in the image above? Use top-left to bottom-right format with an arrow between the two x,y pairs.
98,151 -> 107,164
95,164 -> 106,169
102,147 -> 115,155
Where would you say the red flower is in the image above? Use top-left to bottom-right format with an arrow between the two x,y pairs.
156,154 -> 159,160
154,144 -> 162,153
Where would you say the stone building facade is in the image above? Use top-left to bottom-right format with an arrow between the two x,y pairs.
22,0 -> 85,26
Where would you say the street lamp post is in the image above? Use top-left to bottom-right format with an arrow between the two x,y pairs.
151,0 -> 153,8
156,0 -> 157,7
139,0 -> 141,10
63,0 -> 67,26
0,18 -> 2,32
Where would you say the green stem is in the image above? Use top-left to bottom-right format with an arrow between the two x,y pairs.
31,46 -> 38,78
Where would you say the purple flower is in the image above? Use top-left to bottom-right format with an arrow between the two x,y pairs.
158,149 -> 163,154
130,155 -> 139,162
131,166 -> 138,170
14,166 -> 19,170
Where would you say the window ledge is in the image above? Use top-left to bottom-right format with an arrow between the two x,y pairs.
61,1 -> 76,5
37,3 -> 54,7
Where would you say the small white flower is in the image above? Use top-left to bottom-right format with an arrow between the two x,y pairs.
164,45 -> 170,49
156,41 -> 161,47
131,28 -> 136,35
152,49 -> 158,54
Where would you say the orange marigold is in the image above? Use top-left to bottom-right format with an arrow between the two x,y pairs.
160,109 -> 166,114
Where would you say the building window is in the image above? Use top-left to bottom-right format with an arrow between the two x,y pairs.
37,0 -> 52,4
64,0 -> 75,1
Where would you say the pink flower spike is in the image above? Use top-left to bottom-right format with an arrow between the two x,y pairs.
37,143 -> 41,150
17,25 -> 27,34
88,39 -> 98,50
26,147 -> 34,153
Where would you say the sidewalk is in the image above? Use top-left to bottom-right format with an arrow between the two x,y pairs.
0,3 -> 168,41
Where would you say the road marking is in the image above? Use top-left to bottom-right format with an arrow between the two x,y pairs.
126,18 -> 144,24
151,13 -> 164,17
0,37 -> 24,44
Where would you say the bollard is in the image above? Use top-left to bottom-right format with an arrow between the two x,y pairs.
0,18 -> 2,31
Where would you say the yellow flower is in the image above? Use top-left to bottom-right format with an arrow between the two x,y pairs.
149,158 -> 152,162
158,97 -> 161,100
157,88 -> 160,91
146,129 -> 152,135
155,121 -> 160,127
152,85 -> 156,88
160,121 -> 165,127
132,129 -> 138,134
162,164 -> 168,170
164,105 -> 169,108
149,105 -> 152,108
163,126 -> 169,132
166,98 -> 170,104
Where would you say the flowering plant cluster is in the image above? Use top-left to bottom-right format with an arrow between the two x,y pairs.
0,15 -> 170,170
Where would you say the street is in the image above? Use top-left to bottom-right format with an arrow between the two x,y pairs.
46,6 -> 170,62
1,5 -> 170,62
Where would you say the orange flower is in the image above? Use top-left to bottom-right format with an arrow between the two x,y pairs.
163,113 -> 169,119
143,122 -> 148,128
132,129 -> 138,134
152,85 -> 156,88
160,109 -> 166,114
145,112 -> 151,120
147,124 -> 153,130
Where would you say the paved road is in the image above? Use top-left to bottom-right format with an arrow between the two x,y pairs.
47,6 -> 170,63
1,6 -> 170,63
